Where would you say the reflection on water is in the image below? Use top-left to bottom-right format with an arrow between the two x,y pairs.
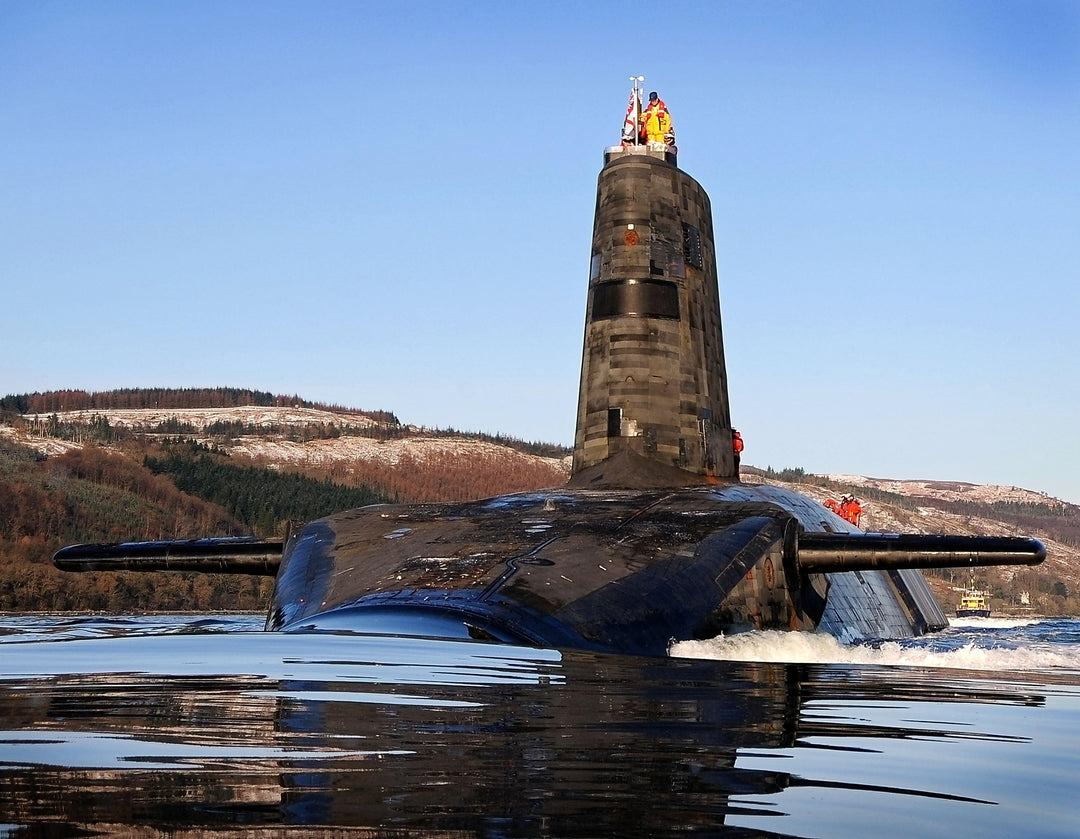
1,616 -> 1079,837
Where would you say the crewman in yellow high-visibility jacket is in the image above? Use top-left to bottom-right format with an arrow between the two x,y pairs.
639,91 -> 673,145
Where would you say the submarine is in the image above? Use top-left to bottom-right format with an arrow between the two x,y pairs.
55,86 -> 1045,656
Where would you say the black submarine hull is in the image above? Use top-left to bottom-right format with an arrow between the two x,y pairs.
53,479 -> 1044,657
263,480 -> 1040,655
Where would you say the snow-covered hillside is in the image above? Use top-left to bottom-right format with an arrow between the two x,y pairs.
825,473 -> 1061,508
21,405 -> 380,432
224,434 -> 573,474
1,406 -> 572,476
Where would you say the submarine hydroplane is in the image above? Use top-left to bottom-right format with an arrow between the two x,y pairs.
55,83 -> 1044,656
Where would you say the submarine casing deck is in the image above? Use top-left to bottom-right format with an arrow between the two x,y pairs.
267,483 -> 947,655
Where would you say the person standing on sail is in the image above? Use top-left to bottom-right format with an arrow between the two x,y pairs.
640,91 -> 673,146
731,429 -> 744,478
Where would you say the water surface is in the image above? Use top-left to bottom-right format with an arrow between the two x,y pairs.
2,615 -> 1078,837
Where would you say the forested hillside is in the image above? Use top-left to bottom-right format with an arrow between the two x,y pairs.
0,386 -> 397,423
0,440 -> 272,611
0,436 -> 409,611
144,444 -> 386,535
0,388 -> 571,613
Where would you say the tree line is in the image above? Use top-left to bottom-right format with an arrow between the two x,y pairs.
0,440 -> 272,612
144,448 -> 389,536
0,387 -> 399,424
1,388 -> 570,459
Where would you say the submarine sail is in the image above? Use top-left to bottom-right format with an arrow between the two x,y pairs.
573,143 -> 733,480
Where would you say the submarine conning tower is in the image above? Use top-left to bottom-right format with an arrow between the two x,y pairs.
571,140 -> 736,486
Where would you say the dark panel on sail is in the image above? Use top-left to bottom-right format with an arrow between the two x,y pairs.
591,280 -> 679,321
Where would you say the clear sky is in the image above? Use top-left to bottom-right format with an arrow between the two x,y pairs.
2,1 -> 1078,503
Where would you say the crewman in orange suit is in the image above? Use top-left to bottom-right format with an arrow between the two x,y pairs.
839,494 -> 863,527
731,428 -> 744,478
640,91 -> 673,145
824,494 -> 862,527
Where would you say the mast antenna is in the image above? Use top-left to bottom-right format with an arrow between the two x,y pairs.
627,75 -> 645,145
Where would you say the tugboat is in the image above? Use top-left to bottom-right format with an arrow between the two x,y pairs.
956,577 -> 991,618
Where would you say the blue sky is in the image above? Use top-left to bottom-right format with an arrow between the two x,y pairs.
2,1 -> 1078,503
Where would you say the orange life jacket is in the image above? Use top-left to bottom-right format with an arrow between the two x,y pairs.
640,101 -> 672,141
840,500 -> 862,526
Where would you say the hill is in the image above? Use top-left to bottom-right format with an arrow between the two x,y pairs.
0,390 -> 572,612
0,439 -> 273,611
744,467 -> 1080,615
1,389 -> 1076,616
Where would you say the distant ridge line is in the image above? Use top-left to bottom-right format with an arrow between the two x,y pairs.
0,387 -> 398,425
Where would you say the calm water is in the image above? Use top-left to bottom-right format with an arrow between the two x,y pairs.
1,614 -> 1078,838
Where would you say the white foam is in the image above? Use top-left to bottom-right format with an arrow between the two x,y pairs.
948,616 -> 1040,629
670,629 -> 1080,672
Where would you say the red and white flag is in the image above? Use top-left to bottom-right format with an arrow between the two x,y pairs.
621,87 -> 641,144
